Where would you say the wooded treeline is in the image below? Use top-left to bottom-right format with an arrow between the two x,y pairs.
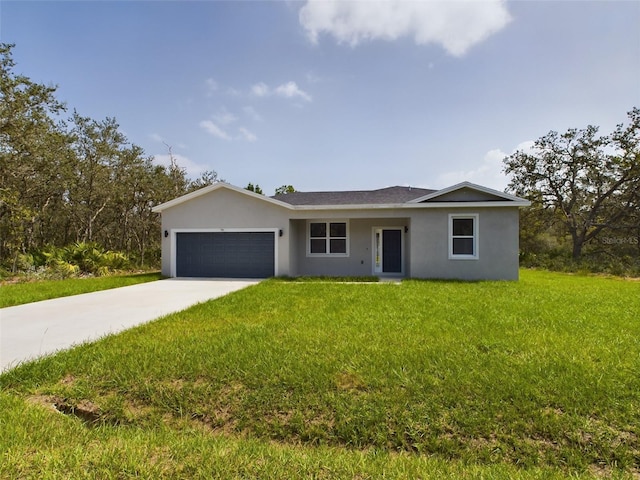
1,44 -> 217,273
2,42 -> 638,276
504,108 -> 640,274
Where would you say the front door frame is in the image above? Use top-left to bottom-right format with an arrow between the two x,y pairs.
372,227 -> 404,276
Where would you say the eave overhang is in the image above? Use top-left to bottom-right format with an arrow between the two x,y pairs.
152,181 -> 531,214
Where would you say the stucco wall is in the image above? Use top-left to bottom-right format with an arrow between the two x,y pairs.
286,208 -> 519,280
159,188 -> 291,276
292,217 -> 409,277
157,187 -> 521,280
409,207 -> 520,280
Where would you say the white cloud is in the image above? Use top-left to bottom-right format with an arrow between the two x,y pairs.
435,149 -> 509,191
153,153 -> 208,178
275,81 -> 312,102
243,106 -> 263,122
513,140 -> 536,154
251,82 -> 270,97
251,81 -> 312,102
212,108 -> 237,125
150,133 -> 188,150
435,140 -> 536,191
205,77 -> 218,96
238,127 -> 257,142
299,0 -> 511,56
200,119 -> 257,143
199,120 -> 232,141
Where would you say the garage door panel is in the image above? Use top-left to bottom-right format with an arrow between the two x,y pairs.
176,232 -> 274,278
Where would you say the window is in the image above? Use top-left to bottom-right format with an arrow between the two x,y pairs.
308,221 -> 348,256
449,214 -> 478,259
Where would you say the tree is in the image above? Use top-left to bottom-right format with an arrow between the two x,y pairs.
504,108 -> 640,260
67,112 -> 122,243
0,43 -> 72,268
245,183 -> 263,195
188,169 -> 223,192
0,43 -> 222,272
162,143 -> 189,198
275,185 -> 296,195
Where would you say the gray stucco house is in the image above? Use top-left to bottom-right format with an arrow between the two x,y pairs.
152,181 -> 530,280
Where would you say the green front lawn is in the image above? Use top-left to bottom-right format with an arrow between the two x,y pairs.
1,270 -> 638,478
0,272 -> 162,308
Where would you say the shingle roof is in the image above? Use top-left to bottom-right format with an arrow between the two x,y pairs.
271,186 -> 436,206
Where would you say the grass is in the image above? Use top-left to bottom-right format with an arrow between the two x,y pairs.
0,272 -> 162,307
0,392 -> 584,480
279,275 -> 380,282
1,270 -> 638,478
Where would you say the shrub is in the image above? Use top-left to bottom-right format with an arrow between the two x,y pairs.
9,243 -> 133,279
520,250 -> 640,277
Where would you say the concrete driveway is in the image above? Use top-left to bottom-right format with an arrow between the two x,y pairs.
0,278 -> 261,372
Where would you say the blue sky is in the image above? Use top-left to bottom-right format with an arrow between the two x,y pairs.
2,0 -> 639,195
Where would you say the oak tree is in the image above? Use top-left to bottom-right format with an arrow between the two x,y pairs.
504,108 -> 640,260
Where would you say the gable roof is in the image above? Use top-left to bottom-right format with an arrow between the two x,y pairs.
152,181 -> 530,213
409,181 -> 529,204
151,182 -> 291,213
271,186 -> 436,206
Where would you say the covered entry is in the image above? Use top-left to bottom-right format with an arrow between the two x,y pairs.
175,231 -> 275,278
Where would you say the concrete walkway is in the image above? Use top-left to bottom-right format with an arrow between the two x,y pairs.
0,278 -> 260,372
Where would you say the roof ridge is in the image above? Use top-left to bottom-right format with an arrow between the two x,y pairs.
271,185 -> 437,206
272,185 -> 431,195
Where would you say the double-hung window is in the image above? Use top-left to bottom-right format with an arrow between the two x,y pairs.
308,221 -> 348,256
449,214 -> 478,259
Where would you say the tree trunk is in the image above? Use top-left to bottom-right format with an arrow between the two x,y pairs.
572,243 -> 582,260
569,228 -> 584,260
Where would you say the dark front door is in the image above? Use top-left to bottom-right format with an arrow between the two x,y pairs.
382,229 -> 402,273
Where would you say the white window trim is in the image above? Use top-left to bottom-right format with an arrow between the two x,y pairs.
448,214 -> 479,260
306,220 -> 350,257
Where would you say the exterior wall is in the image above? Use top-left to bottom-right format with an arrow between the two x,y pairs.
292,217 -> 408,277
158,186 -> 522,280
409,207 -> 520,280
159,188 -> 291,277
287,207 -> 519,280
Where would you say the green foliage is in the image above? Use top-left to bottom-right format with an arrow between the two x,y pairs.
187,169 -> 223,192
275,184 -> 296,195
2,272 -> 638,477
245,182 -> 263,195
0,393 -> 576,480
0,272 -> 161,308
279,275 -> 379,282
0,44 -> 219,273
520,251 -> 640,277
505,108 -> 640,263
47,242 -> 130,275
12,242 -> 132,279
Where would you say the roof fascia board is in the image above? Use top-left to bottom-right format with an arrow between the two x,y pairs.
408,181 -> 527,203
403,201 -> 531,208
152,182 -> 531,214
290,203 -> 408,211
152,182 -> 293,212
290,200 -> 530,211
